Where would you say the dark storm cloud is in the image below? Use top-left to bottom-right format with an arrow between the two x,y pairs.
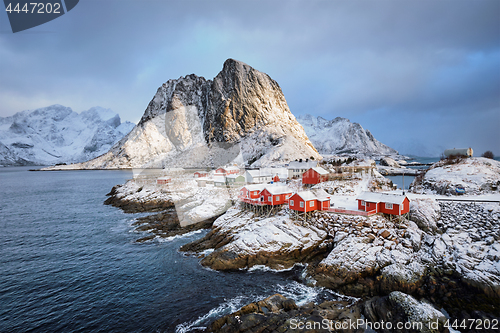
0,0 -> 498,155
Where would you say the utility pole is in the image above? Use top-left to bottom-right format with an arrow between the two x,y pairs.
402,170 -> 405,195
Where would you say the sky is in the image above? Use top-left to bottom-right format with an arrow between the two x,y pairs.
0,0 -> 499,157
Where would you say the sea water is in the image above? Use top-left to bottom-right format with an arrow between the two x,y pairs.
0,167 -> 343,332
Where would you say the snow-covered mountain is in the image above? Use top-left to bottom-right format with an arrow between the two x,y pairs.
50,59 -> 320,170
0,105 -> 135,166
297,114 -> 398,156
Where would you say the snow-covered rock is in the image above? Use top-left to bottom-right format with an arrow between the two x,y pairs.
297,114 -> 398,157
380,157 -> 401,168
181,205 -> 328,270
47,59 -> 320,170
410,198 -> 441,233
104,175 -> 234,226
0,105 -> 134,166
364,291 -> 447,333
411,157 -> 500,195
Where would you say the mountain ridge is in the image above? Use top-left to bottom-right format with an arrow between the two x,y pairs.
297,114 -> 398,157
0,104 -> 135,166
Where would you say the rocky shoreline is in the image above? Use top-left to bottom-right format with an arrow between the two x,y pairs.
202,291 -> 455,333
103,172 -> 500,331
179,200 -> 500,331
104,180 -> 229,242
104,184 -> 175,213
103,177 -> 236,241
132,210 -> 218,243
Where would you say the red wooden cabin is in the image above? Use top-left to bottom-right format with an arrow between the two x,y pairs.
356,192 -> 410,215
216,166 -> 240,176
288,189 -> 331,212
239,184 -> 267,205
260,186 -> 293,206
156,177 -> 171,185
194,171 -> 208,178
302,167 -> 330,185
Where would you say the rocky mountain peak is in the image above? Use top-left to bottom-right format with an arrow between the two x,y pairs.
138,74 -> 208,126
56,59 -> 320,169
208,59 -> 296,143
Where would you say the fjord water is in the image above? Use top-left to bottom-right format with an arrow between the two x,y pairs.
0,167 -> 337,332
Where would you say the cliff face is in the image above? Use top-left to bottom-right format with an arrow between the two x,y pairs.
59,59 -> 320,169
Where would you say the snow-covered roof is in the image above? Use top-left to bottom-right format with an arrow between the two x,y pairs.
226,174 -> 243,179
264,185 -> 292,195
288,161 -> 317,169
312,189 -> 331,201
225,166 -> 240,171
310,167 -> 330,175
356,191 -> 407,205
213,176 -> 226,183
295,191 -> 318,201
246,170 -> 260,177
195,177 -> 210,181
243,184 -> 267,192
157,176 -> 171,180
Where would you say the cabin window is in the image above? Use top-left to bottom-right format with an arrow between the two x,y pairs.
361,201 -> 365,206
276,195 -> 280,201
310,201 -> 314,207
268,196 -> 272,201
300,202 -> 304,208
385,203 -> 393,210
254,191 -> 258,195
260,196 -> 264,201
290,200 -> 294,206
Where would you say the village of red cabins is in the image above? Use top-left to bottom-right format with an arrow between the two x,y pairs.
235,165 -> 409,216
157,164 -> 409,216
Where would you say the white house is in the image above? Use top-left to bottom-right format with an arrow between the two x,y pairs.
244,170 -> 273,184
287,160 -> 318,179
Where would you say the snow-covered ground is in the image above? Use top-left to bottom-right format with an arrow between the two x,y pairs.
412,157 -> 500,195
109,173 -> 237,226
211,206 -> 326,258
312,167 -> 394,210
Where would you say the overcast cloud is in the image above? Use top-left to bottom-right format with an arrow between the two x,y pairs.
0,0 -> 498,156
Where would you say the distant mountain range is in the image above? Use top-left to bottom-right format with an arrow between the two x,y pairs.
0,105 -> 135,166
297,114 -> 398,157
3,60 -> 400,168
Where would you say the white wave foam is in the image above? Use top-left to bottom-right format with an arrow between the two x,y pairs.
175,295 -> 258,333
176,281 -> 360,332
247,263 -> 303,273
274,281 -> 360,306
156,229 -> 203,243
199,248 -> 214,256
274,281 -> 324,306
